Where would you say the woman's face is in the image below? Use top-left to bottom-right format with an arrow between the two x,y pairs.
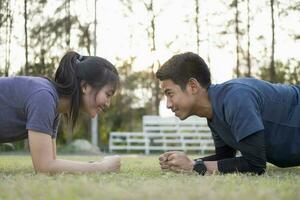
81,83 -> 115,118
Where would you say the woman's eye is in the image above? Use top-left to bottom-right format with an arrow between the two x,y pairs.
168,93 -> 173,97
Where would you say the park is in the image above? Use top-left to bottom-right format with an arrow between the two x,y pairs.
1,0 -> 300,199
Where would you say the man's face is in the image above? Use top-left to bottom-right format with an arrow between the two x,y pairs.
161,79 -> 195,120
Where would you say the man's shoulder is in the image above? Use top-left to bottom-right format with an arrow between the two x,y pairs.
222,78 -> 263,89
210,78 -> 261,99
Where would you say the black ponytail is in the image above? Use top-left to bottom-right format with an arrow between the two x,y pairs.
52,51 -> 119,128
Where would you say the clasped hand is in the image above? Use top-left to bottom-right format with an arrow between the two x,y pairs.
158,151 -> 195,173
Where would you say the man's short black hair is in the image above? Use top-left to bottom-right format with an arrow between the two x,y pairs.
156,52 -> 211,90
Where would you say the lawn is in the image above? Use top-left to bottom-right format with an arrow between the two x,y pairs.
0,154 -> 300,200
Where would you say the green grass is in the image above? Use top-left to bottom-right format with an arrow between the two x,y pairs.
1,155 -> 300,200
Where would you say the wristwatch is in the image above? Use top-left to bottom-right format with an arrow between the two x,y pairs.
193,158 -> 207,175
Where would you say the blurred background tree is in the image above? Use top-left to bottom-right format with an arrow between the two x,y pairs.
0,0 -> 299,151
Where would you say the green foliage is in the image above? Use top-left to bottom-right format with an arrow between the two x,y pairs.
0,0 -> 10,28
258,59 -> 300,84
1,155 -> 300,200
97,58 -> 152,146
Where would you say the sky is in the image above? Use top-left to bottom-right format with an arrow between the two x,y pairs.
5,0 -> 300,79
2,0 -> 300,116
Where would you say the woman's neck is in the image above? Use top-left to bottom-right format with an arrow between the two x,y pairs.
58,97 -> 70,114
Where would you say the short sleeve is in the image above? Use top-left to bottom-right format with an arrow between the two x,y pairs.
52,114 -> 60,139
208,122 -> 227,148
25,90 -> 58,137
224,88 -> 264,142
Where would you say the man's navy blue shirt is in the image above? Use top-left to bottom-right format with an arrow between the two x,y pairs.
208,78 -> 300,167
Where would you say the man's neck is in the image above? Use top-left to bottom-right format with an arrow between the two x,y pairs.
194,91 -> 213,119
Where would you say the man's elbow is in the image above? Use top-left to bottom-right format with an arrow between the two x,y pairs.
249,163 -> 266,175
251,167 -> 265,175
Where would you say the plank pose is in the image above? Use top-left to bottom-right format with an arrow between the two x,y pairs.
157,52 -> 300,175
0,51 -> 121,174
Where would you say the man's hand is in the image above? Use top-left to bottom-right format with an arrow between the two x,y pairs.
159,151 -> 195,173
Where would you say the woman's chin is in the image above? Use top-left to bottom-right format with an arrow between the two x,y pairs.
90,112 -> 97,118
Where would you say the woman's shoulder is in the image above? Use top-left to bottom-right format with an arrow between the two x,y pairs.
25,77 -> 59,102
0,76 -> 59,108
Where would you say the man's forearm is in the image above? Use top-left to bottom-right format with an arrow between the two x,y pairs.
202,131 -> 266,175
218,156 -> 265,175
203,157 -> 265,175
199,145 -> 236,161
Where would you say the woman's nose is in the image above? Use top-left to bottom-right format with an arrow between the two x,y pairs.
105,101 -> 110,108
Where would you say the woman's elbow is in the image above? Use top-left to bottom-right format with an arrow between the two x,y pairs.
33,160 -> 56,174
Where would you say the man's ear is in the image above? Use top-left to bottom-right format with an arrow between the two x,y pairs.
187,78 -> 201,94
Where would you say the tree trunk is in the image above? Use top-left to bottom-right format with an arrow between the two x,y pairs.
270,0 -> 276,82
246,0 -> 251,77
234,0 -> 240,77
65,0 -> 71,48
4,0 -> 12,77
195,0 -> 200,54
205,8 -> 211,67
5,8 -> 12,76
145,0 -> 160,115
24,0 -> 29,75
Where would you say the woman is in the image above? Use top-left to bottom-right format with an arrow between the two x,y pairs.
0,51 -> 121,174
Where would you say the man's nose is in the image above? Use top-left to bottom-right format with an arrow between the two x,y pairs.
166,98 -> 172,109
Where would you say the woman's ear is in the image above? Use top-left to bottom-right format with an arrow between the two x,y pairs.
80,80 -> 88,94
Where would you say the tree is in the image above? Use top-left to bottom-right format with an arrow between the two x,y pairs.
24,0 -> 29,75
143,0 -> 162,115
258,59 -> 300,84
269,0 -> 276,82
219,0 -> 245,78
98,57 -> 151,146
195,0 -> 200,54
288,1 -> 300,40
4,0 -> 12,77
0,0 -> 13,76
246,0 -> 251,77
232,0 -> 241,77
0,0 -> 10,28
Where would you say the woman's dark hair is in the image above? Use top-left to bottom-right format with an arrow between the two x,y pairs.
52,51 -> 119,128
156,52 -> 211,90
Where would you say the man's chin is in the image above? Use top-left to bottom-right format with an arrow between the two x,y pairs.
175,112 -> 189,120
179,115 -> 189,120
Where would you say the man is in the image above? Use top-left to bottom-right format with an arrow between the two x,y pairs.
156,52 -> 300,175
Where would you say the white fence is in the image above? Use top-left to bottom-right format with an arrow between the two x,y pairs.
109,115 -> 214,154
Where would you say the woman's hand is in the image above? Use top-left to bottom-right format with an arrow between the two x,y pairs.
100,155 -> 121,172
